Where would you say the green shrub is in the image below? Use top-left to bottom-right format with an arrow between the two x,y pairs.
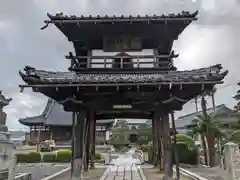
95,159 -> 105,163
174,134 -> 195,148
43,153 -> 56,162
112,144 -> 127,150
140,145 -> 150,152
147,146 -> 153,163
28,151 -> 41,163
15,153 -> 29,163
229,130 -> 240,143
137,139 -> 150,145
94,153 -> 102,160
56,150 -> 72,162
172,142 -> 198,165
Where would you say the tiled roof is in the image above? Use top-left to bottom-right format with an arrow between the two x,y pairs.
47,11 -> 198,21
175,104 -> 236,128
19,99 -> 115,126
20,64 -> 228,84
19,115 -> 45,125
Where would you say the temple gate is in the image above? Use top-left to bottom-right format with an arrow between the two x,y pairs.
19,11 -> 228,179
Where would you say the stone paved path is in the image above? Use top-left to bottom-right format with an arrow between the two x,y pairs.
103,164 -> 142,180
100,148 -> 145,180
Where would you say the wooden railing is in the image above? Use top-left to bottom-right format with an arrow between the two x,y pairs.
66,54 -> 177,69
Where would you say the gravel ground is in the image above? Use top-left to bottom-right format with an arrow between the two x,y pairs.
15,163 -> 69,180
141,167 -> 192,180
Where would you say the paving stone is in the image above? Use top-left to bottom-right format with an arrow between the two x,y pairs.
100,148 -> 148,180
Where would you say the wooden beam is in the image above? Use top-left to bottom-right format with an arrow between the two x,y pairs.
19,81 -> 223,88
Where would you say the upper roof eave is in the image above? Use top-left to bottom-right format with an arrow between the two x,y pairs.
46,11 -> 198,22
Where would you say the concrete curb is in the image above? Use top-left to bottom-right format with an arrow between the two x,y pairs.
14,173 -> 32,180
100,166 -> 112,180
173,166 -> 209,180
41,166 -> 70,180
137,166 -> 147,180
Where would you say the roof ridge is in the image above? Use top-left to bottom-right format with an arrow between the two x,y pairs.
47,11 -> 198,20
44,99 -> 55,119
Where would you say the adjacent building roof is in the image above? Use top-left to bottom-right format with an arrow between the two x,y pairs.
20,64 -> 227,85
175,104 -> 238,129
19,99 -> 114,127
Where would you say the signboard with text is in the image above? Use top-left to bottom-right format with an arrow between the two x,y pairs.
103,36 -> 142,52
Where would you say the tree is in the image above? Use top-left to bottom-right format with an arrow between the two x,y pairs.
110,120 -> 130,146
234,82 -> 240,112
187,118 -> 208,166
188,111 -> 224,167
137,120 -> 152,142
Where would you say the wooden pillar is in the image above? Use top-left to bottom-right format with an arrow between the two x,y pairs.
93,118 -> 96,157
84,113 -> 91,171
162,112 -> 173,179
36,128 -> 41,152
152,117 -> 158,166
171,111 -> 180,180
50,129 -> 53,140
153,112 -> 161,168
71,112 -> 76,177
72,111 -> 86,180
157,115 -> 164,171
89,112 -> 95,168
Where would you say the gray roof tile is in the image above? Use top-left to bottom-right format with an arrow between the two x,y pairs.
19,99 -> 114,126
175,104 -> 236,128
20,64 -> 228,84
47,11 -> 198,21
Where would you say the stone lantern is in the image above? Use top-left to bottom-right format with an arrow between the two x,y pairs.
0,90 -> 14,179
0,90 -> 12,129
0,132 -> 14,172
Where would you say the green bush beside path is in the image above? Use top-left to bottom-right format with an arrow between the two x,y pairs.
15,150 -> 103,163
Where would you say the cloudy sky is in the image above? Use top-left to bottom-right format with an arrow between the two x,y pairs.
1,0 -> 240,130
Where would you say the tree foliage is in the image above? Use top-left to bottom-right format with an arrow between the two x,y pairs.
234,82 -> 240,112
110,119 -> 152,145
186,109 -> 225,167
110,120 -> 129,145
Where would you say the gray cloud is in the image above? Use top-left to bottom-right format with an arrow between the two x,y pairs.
0,0 -> 239,129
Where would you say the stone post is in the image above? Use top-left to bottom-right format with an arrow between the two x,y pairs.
8,155 -> 16,180
224,142 -> 239,180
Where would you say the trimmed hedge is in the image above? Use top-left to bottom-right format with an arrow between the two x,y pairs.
43,153 -> 56,162
16,153 -> 29,163
94,153 -> 101,160
56,150 -> 72,162
16,151 -> 41,163
28,151 -> 41,163
16,150 -> 105,163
